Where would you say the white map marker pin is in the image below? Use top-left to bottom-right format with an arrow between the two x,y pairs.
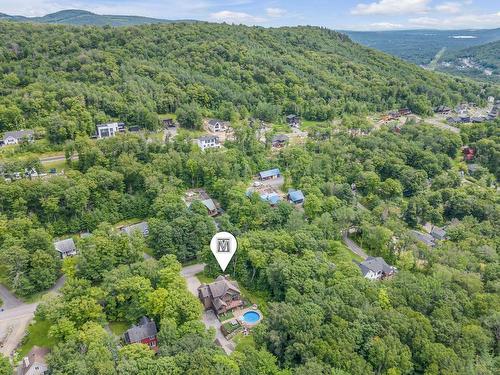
210,232 -> 237,272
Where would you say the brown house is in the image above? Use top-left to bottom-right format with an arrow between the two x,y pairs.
198,275 -> 243,315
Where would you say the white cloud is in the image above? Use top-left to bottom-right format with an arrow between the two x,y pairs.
266,7 -> 286,18
435,2 -> 462,14
209,10 -> 266,24
351,0 -> 430,16
409,12 -> 500,29
369,22 -> 404,29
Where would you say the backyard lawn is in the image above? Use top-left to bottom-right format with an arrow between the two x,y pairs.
109,321 -> 129,336
17,319 -> 57,359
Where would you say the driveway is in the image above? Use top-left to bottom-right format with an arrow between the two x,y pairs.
342,233 -> 368,260
0,285 -> 22,310
180,263 -> 235,354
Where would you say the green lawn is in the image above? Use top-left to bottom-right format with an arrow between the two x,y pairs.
17,319 -> 57,358
233,334 -> 255,352
195,271 -> 215,284
109,321 -> 129,336
218,311 -> 234,321
158,113 -> 176,120
300,120 -> 329,130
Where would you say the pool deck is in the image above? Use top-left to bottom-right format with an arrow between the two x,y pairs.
221,306 -> 263,328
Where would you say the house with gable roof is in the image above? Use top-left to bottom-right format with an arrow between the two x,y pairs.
356,257 -> 396,280
198,275 -> 243,315
124,316 -> 158,352
53,238 -> 77,259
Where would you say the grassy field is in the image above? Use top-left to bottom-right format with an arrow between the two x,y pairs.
233,333 -> 255,352
17,319 -> 57,358
109,321 -> 129,336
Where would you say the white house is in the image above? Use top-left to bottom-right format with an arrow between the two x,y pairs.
96,122 -> 125,138
207,119 -> 229,132
357,257 -> 396,280
197,135 -> 221,150
2,129 -> 34,146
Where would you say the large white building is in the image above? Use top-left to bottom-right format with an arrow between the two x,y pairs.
197,135 -> 221,150
96,122 -> 125,138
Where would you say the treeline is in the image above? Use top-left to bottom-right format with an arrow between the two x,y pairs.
0,21 -> 490,142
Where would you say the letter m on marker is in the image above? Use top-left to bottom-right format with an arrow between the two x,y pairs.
217,238 -> 230,253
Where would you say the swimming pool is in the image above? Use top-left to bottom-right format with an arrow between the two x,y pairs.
241,311 -> 261,324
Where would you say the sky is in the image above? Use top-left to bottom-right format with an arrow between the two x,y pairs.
0,0 -> 499,30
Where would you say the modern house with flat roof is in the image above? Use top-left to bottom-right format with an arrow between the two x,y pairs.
96,122 -> 125,138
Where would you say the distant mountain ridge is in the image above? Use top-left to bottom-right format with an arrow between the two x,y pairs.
0,9 -> 196,26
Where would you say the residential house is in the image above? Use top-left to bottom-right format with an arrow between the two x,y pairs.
120,221 -> 149,236
271,134 -> 289,148
17,346 -> 49,375
410,230 -> 436,247
207,119 -> 229,132
96,122 -> 125,138
198,275 -> 243,315
398,108 -> 412,116
260,192 -> 281,206
288,189 -> 304,204
54,238 -> 77,259
184,188 -> 220,216
467,163 -> 480,175
124,316 -> 158,352
2,129 -> 34,146
258,168 -> 280,181
462,146 -> 475,161
356,257 -> 396,280
162,118 -> 175,128
435,105 -> 452,115
430,226 -> 447,241
197,135 -> 221,150
286,114 -> 300,127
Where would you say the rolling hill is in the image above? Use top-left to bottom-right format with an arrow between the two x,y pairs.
0,9 -> 195,26
437,40 -> 500,82
0,21 -> 490,136
345,28 -> 500,67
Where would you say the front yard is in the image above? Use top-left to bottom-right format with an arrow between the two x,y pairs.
16,319 -> 57,359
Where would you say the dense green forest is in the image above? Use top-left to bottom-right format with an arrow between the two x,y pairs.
0,21 -> 491,142
0,20 -> 499,375
1,116 -> 499,373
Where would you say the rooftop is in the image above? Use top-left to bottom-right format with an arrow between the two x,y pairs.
53,238 -> 76,254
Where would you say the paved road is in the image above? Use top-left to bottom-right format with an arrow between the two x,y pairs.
342,233 -> 368,260
0,285 -> 22,310
180,263 -> 235,354
0,275 -> 66,357
39,154 -> 78,165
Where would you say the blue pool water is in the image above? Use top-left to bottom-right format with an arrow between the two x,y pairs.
242,311 -> 261,324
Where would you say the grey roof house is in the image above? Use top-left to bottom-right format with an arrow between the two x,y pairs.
124,316 -> 158,352
410,230 -> 436,247
357,257 -> 395,280
17,346 -> 49,375
53,238 -> 77,259
120,221 -> 149,236
2,129 -> 34,146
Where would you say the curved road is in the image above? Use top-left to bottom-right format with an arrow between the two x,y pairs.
0,276 -> 65,357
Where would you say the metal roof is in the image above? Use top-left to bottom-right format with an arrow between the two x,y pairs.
259,168 -> 280,179
54,238 -> 76,254
288,189 -> 304,203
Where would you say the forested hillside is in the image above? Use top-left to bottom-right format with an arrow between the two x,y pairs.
438,40 -> 500,82
0,21 -> 488,141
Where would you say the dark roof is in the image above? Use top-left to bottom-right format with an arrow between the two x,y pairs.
124,317 -> 157,343
410,230 -> 435,247
272,134 -> 289,143
54,238 -> 76,255
208,275 -> 240,298
430,226 -> 446,240
208,119 -> 226,126
358,257 -> 394,276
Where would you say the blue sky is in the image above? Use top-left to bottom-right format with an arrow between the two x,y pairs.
1,0 -> 499,30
